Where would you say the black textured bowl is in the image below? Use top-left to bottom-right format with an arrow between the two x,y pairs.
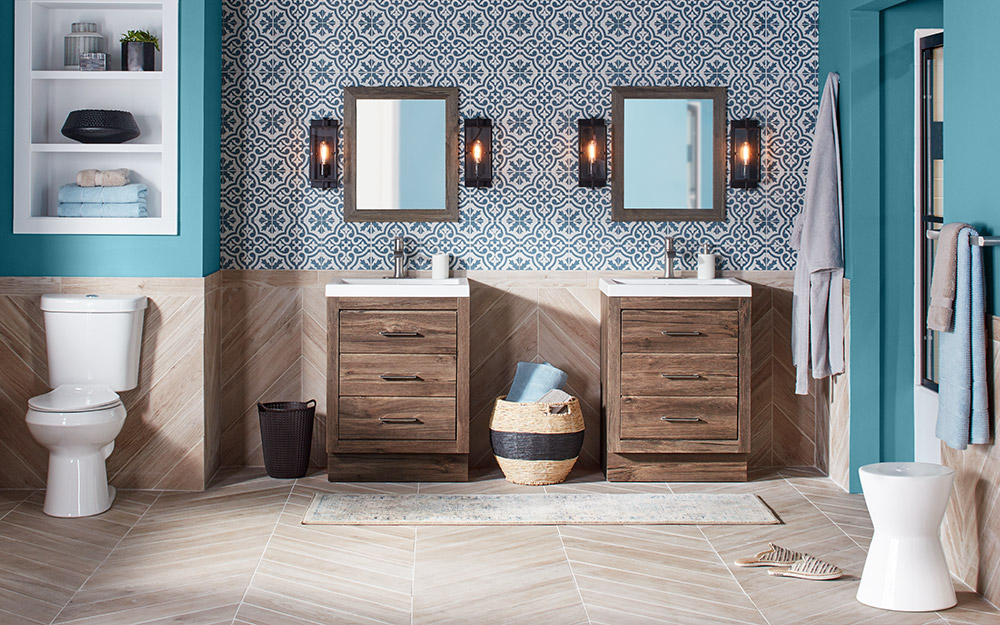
61,109 -> 141,144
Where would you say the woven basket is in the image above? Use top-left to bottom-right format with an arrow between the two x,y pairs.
258,400 -> 315,479
490,395 -> 585,486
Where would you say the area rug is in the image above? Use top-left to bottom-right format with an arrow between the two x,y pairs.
302,493 -> 780,526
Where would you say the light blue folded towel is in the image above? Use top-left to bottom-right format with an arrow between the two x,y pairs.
57,202 -> 148,218
936,227 -> 989,450
506,362 -> 568,403
58,183 -> 148,204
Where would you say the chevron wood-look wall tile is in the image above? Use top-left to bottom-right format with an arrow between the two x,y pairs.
112,295 -> 207,490
0,294 -> 50,488
941,315 -> 1000,607
749,284 -> 774,468
301,284 -> 328,467
829,280 -> 851,490
203,272 -> 223,485
771,287 -> 823,468
219,284 -> 303,468
469,284 -> 539,467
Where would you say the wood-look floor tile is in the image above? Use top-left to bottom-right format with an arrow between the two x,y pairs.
242,587 -> 394,625
55,574 -> 249,623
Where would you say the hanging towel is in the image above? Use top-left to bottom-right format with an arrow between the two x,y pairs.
791,72 -> 845,395
927,222 -> 970,332
936,227 -> 989,450
57,202 -> 148,218
58,183 -> 147,204
506,362 -> 568,403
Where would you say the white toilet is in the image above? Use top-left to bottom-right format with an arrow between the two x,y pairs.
857,462 -> 957,612
25,294 -> 147,518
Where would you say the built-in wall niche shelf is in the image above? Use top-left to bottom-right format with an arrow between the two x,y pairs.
31,143 -> 163,153
31,70 -> 163,80
13,0 -> 177,235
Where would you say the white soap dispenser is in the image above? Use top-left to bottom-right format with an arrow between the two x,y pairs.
697,243 -> 717,280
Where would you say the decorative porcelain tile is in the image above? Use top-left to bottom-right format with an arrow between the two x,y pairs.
221,0 -> 819,270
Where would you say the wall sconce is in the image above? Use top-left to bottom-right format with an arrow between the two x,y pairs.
464,117 -> 492,187
578,118 -> 607,188
309,118 -> 339,189
730,119 -> 760,189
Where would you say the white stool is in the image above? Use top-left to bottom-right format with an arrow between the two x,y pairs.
857,462 -> 956,611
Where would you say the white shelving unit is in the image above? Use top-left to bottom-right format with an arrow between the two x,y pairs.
13,0 -> 178,235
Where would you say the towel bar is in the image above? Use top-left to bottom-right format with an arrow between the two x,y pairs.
925,230 -> 1000,247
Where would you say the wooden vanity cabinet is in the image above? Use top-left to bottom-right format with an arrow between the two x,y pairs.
327,297 -> 470,481
601,296 -> 750,481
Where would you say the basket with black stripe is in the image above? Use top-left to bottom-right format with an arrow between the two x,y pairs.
489,395 -> 585,485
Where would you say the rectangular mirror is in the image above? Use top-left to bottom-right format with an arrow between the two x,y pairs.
611,86 -> 727,222
344,87 -> 458,222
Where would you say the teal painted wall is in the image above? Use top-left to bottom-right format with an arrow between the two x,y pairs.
820,0 -> 942,490
0,0 -> 220,278
879,0 -> 942,464
943,0 -> 999,314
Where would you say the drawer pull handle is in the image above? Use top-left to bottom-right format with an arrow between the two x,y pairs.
661,374 -> 702,380
660,417 -> 703,423
379,374 -> 421,381
379,417 -> 422,424
661,331 -> 701,336
379,331 -> 422,337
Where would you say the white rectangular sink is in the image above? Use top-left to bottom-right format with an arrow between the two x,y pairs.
598,277 -> 751,298
326,277 -> 470,298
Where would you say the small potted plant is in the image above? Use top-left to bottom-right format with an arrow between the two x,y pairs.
120,29 -> 159,71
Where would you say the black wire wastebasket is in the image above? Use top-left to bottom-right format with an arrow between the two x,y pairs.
257,399 -> 315,478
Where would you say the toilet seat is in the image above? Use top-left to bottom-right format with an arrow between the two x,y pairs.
28,384 -> 122,414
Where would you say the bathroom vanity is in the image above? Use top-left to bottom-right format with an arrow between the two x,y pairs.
599,278 -> 752,481
326,278 -> 470,481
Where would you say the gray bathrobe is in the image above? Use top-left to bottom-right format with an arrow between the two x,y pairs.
792,72 -> 845,395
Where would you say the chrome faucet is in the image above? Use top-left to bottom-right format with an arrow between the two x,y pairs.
391,236 -> 408,278
657,236 -> 678,279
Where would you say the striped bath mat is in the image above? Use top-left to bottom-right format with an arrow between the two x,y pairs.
302,492 -> 780,526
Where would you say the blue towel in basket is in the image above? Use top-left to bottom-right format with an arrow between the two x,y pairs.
506,362 -> 568,403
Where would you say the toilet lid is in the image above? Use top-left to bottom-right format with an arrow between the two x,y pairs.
28,385 -> 122,413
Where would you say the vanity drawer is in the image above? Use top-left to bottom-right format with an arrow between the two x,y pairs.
340,310 -> 457,354
339,397 -> 456,440
621,310 -> 738,354
340,354 -> 456,397
620,396 -> 738,440
621,354 -> 738,396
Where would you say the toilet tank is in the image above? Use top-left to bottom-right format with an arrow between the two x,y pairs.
40,294 -> 148,391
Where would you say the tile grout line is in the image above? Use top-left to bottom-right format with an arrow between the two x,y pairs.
48,490 -> 164,625
697,524 -> 773,625
781,474 -> 870,551
555,525 -> 593,625
231,478 -> 297,622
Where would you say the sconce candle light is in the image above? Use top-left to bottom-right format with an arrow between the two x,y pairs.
729,119 -> 760,189
578,118 -> 607,187
310,118 -> 339,189
464,117 -> 492,187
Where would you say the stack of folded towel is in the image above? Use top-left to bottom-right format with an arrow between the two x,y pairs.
57,182 -> 148,218
505,362 -> 570,403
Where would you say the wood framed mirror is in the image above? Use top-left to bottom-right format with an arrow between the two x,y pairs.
611,86 -> 727,222
344,87 -> 459,222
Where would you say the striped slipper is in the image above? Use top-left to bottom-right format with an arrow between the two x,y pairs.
767,555 -> 843,581
734,543 -> 804,567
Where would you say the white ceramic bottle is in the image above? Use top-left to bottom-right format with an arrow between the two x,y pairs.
431,253 -> 449,280
697,243 -> 716,280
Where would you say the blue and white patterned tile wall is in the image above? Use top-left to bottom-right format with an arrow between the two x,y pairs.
221,0 -> 818,271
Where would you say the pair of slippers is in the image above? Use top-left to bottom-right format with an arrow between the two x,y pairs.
734,543 -> 843,580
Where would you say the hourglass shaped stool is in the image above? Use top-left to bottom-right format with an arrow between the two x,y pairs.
857,462 -> 956,612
